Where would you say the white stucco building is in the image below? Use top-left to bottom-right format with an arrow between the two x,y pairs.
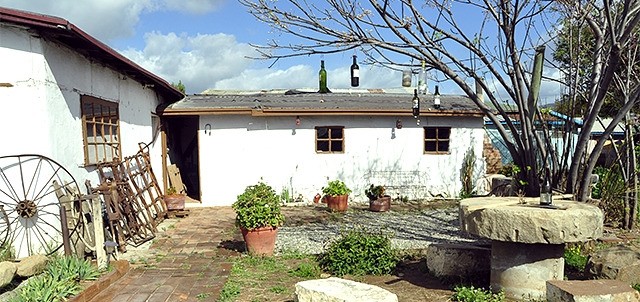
161,89 -> 487,206
0,7 -> 183,187
0,7 -> 183,256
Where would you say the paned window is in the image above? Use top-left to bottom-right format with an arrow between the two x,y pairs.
316,126 -> 344,153
424,127 -> 451,154
81,95 -> 121,165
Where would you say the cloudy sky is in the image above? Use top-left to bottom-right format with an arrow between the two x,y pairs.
0,0 -> 562,102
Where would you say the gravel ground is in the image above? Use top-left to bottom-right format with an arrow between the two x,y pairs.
274,205 -> 484,255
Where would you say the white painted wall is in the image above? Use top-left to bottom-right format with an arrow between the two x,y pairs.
0,24 -> 168,258
199,114 -> 486,206
0,24 -> 165,190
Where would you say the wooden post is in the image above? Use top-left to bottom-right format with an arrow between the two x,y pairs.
92,195 -> 107,270
59,204 -> 72,256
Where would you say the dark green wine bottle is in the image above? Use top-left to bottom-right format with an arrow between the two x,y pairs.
319,60 -> 328,93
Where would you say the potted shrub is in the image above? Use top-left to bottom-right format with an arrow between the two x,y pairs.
365,184 -> 391,212
164,186 -> 185,211
233,182 -> 285,256
322,180 -> 351,212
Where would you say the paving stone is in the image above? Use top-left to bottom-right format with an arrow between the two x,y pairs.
547,279 -> 640,302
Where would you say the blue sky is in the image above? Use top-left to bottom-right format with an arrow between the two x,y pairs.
0,0 -> 562,100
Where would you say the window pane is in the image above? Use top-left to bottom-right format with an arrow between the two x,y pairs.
438,128 -> 451,139
331,127 -> 343,139
425,141 -> 437,152
439,141 -> 449,152
331,141 -> 343,152
425,128 -> 436,139
317,127 -> 329,139
317,141 -> 329,151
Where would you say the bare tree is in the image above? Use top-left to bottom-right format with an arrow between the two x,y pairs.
239,0 -> 640,200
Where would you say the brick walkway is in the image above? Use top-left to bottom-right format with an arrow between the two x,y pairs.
89,207 -> 241,302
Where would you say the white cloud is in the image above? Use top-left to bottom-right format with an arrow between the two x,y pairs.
0,0 -> 153,41
161,0 -> 224,14
0,0 -> 224,41
120,31 -> 257,93
213,64 -> 401,92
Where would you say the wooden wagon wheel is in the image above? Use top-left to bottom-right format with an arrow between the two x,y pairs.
0,154 -> 85,258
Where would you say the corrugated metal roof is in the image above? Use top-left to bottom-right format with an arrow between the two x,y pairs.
0,6 -> 184,102
161,89 -> 483,117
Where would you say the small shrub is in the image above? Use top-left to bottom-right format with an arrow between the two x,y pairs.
452,285 -> 505,302
633,283 -> 640,291
233,182 -> 285,229
319,228 -> 397,276
564,245 -> 588,271
322,180 -> 352,196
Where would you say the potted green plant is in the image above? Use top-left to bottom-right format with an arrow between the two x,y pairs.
365,184 -> 391,212
164,186 -> 185,211
322,180 -> 351,212
232,181 -> 285,256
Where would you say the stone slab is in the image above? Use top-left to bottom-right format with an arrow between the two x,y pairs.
295,277 -> 398,302
459,197 -> 603,244
547,279 -> 640,302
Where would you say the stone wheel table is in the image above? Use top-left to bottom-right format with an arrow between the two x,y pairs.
459,196 -> 603,301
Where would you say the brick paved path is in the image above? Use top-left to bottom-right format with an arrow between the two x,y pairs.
89,207 -> 241,302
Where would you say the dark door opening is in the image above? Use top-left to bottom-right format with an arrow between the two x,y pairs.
165,116 -> 200,201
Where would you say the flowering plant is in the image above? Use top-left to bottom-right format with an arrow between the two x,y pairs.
233,181 -> 284,229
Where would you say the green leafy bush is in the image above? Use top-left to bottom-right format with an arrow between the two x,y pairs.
8,255 -> 101,302
452,285 -> 505,302
11,274 -> 81,302
319,228 -> 396,276
564,245 -> 588,271
46,256 -> 100,281
322,180 -> 352,197
233,182 -> 285,229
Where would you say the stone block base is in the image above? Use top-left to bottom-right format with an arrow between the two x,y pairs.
426,243 -> 490,280
295,277 -> 398,302
547,279 -> 640,302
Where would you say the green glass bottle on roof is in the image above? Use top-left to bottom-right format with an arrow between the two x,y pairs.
319,60 -> 329,93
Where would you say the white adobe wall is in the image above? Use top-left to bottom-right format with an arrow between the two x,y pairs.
199,114 -> 486,206
0,24 -> 165,192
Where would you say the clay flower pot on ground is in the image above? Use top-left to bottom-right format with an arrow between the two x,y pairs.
365,184 -> 391,212
322,180 -> 352,212
163,186 -> 185,211
232,181 -> 285,256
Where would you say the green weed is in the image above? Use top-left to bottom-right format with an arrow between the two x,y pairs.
452,285 -> 505,302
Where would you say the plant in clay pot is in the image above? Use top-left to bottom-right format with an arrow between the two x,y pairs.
164,186 -> 185,211
365,184 -> 391,212
322,180 -> 351,212
233,181 -> 285,256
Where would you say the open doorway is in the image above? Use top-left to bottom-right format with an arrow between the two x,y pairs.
165,116 -> 200,201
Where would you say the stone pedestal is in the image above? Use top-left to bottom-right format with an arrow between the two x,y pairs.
459,197 -> 604,301
491,241 -> 564,300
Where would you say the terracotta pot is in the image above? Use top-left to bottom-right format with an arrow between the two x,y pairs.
241,226 -> 278,256
369,196 -> 391,212
326,194 -> 348,212
164,194 -> 185,211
